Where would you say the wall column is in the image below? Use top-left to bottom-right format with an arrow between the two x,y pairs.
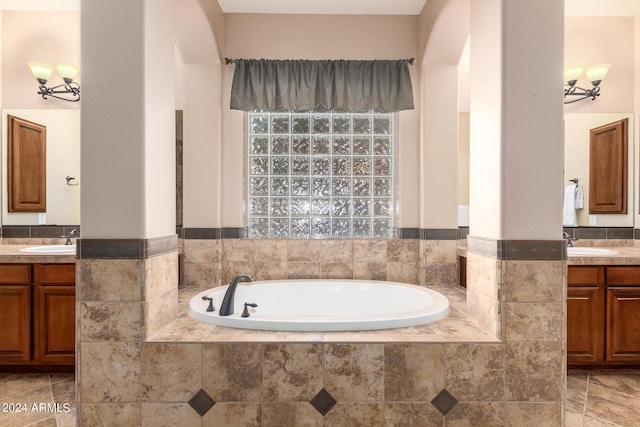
419,64 -> 460,285
418,0 -> 470,287
467,0 -> 566,423
78,0 -> 178,424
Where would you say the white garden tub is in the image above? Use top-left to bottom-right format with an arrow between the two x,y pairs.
188,279 -> 450,332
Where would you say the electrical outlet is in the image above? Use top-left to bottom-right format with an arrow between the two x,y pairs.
589,215 -> 597,226
38,213 -> 46,224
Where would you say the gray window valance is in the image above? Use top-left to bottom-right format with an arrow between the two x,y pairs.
230,59 -> 414,113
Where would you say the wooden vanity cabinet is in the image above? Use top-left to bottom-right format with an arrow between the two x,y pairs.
603,267 -> 640,364
0,265 -> 32,363
567,266 -> 605,365
0,263 -> 75,369
33,264 -> 76,364
567,265 -> 640,367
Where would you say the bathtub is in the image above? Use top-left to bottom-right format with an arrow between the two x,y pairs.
188,279 -> 450,332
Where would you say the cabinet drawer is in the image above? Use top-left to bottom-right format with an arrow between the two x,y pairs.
568,266 -> 604,287
606,267 -> 640,286
37,264 -> 75,285
0,265 -> 31,284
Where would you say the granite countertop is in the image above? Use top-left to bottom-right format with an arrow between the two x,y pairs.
567,246 -> 640,265
0,244 -> 76,263
458,245 -> 640,266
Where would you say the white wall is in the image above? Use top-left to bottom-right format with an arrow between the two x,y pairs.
470,0 -> 564,240
81,0 -> 175,239
175,0 -> 224,228
564,16 -> 635,113
1,10 -> 80,110
1,109 -> 80,225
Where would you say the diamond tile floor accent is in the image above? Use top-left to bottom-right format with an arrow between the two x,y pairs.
431,388 -> 458,415
188,388 -> 216,416
310,388 -> 337,416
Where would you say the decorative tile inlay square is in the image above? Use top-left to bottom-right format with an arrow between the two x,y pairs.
431,388 -> 458,415
310,388 -> 337,416
188,389 -> 216,416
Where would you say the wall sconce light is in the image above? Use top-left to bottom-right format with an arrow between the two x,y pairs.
564,64 -> 611,104
26,62 -> 80,102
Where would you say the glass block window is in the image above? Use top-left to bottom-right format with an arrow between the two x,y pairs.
248,111 -> 394,238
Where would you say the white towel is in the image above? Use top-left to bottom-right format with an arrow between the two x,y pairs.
563,184 -> 583,226
575,184 -> 584,209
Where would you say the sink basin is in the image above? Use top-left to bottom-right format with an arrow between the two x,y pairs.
567,247 -> 616,256
20,245 -> 76,254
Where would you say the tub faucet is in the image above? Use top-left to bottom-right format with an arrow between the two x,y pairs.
219,274 -> 253,316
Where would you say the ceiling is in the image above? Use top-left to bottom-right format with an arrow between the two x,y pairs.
565,0 -> 640,16
0,0 -> 78,10
216,0 -> 427,15
2,0 -> 639,17
218,0 -> 640,16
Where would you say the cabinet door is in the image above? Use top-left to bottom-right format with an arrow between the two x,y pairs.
34,285 -> 75,364
606,287 -> 640,363
567,286 -> 605,365
0,285 -> 31,362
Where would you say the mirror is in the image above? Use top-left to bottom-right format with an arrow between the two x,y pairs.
1,109 -> 80,225
457,113 -> 635,228
564,113 -> 634,227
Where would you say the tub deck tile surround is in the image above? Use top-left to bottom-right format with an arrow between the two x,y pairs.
138,284 -> 505,425
76,235 -> 567,426
150,285 -> 496,344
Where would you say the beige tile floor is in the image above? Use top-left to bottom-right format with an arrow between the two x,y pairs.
0,374 -> 75,427
1,371 -> 639,426
566,370 -> 640,426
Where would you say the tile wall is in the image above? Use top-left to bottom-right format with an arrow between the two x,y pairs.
76,250 -> 179,424
181,238 -> 458,288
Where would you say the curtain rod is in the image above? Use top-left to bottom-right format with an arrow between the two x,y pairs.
223,57 -> 415,65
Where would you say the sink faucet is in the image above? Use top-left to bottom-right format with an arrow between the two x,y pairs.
563,231 -> 577,247
219,274 -> 253,316
61,228 -> 79,245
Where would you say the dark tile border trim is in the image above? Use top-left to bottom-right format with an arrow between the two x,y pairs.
178,227 -> 248,240
458,227 -> 469,240
178,227 -> 440,240
1,225 -> 80,239
182,228 -> 221,239
396,228 -> 419,239
77,234 -> 177,259
419,228 -> 459,240
221,227 -> 247,239
467,236 -> 566,260
563,226 -> 634,240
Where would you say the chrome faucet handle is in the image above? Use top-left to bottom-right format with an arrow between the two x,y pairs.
563,231 -> 577,247
60,228 -> 80,245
